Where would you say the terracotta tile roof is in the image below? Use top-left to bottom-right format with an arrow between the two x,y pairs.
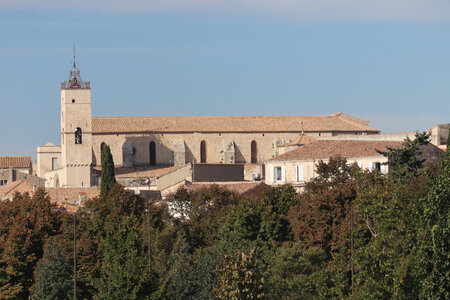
92,114 -> 379,134
269,140 -> 404,161
0,156 -> 31,168
0,179 -> 34,197
187,181 -> 270,197
46,187 -> 100,205
94,165 -> 182,178
278,134 -> 317,147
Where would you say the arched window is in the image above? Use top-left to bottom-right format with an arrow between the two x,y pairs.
75,127 -> 82,144
149,141 -> 156,165
200,140 -> 207,163
251,140 -> 257,164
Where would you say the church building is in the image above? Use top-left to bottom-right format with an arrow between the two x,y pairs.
37,58 -> 380,188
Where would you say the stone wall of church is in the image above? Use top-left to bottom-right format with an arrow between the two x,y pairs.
91,131 -> 334,167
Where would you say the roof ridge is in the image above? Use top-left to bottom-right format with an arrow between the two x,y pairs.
93,115 -> 328,119
92,115 -> 379,134
268,140 -> 404,162
335,116 -> 378,131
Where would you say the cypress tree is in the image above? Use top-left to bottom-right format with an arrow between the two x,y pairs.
32,239 -> 73,300
100,144 -> 116,197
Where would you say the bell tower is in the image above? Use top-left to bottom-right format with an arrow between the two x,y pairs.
60,48 -> 93,187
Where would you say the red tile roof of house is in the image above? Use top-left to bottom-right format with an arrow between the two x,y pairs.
92,113 -> 379,134
0,156 -> 31,168
0,179 -> 34,196
269,140 -> 404,161
46,187 -> 100,205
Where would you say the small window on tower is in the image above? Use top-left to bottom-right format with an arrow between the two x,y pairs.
72,99 -> 75,103
75,127 -> 82,144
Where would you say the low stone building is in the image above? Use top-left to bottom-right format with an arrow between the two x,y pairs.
0,168 -> 45,188
0,156 -> 33,186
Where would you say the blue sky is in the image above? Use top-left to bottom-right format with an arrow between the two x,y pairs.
1,1 -> 449,158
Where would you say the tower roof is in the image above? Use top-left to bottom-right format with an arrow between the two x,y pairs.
61,47 -> 90,90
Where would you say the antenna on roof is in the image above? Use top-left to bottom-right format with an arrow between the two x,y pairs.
73,44 -> 76,68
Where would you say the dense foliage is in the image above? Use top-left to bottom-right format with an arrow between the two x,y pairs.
0,133 -> 448,299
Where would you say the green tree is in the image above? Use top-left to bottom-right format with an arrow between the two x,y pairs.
85,184 -> 150,299
265,243 -> 328,299
96,216 -> 149,299
214,248 -> 264,300
377,131 -> 430,181
259,185 -> 298,242
287,156 -> 360,298
289,156 -> 358,257
32,239 -> 73,300
0,189 -> 60,299
100,144 -> 116,197
354,164 -> 429,298
413,150 -> 450,298
168,185 -> 241,251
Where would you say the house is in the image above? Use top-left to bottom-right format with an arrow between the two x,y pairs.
0,156 -> 33,185
264,140 -> 406,191
0,179 -> 35,201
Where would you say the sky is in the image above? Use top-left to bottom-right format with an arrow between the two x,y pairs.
1,1 -> 449,158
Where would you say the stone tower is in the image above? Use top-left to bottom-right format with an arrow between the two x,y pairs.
60,51 -> 93,187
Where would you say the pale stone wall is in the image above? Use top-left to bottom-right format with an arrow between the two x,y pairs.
92,132 -> 342,167
157,164 -> 192,191
44,169 -> 64,188
37,145 -> 61,178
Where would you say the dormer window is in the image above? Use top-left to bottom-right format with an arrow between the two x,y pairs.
75,127 -> 82,144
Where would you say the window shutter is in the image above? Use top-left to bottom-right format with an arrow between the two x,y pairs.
380,164 -> 387,174
297,165 -> 304,182
368,162 -> 373,171
357,162 -> 362,168
270,167 -> 274,182
281,166 -> 286,182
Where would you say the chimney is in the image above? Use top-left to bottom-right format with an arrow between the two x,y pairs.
78,192 -> 87,206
